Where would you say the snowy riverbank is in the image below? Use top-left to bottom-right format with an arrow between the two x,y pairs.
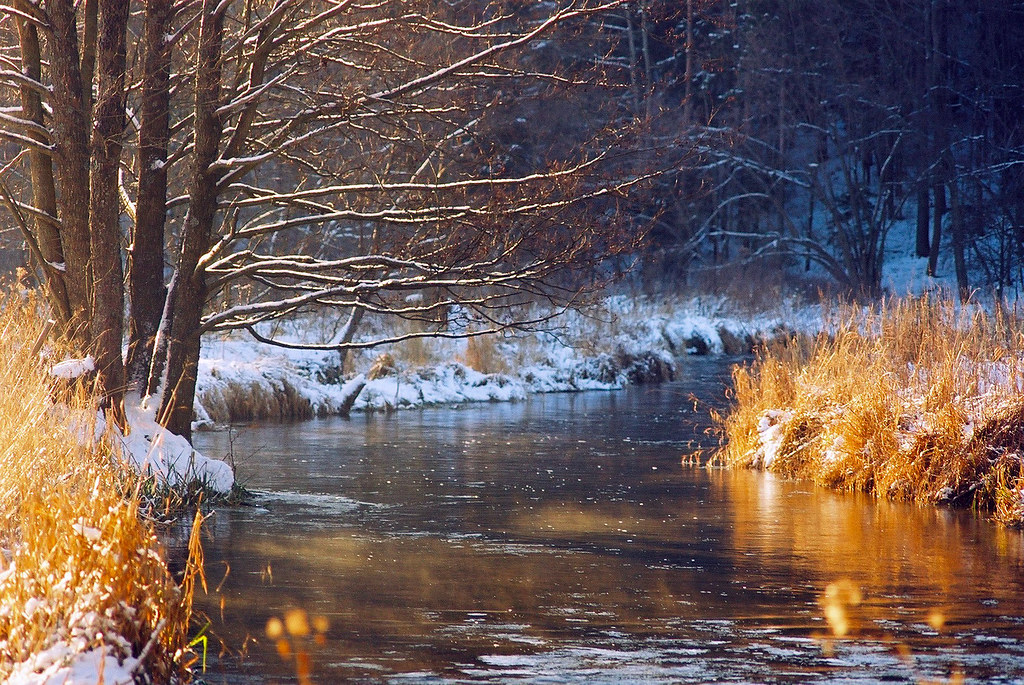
193,295 -> 821,428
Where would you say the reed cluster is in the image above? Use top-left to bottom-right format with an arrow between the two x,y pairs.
0,285 -> 198,681
716,296 -> 1024,525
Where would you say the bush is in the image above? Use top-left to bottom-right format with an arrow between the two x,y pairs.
0,285 -> 198,681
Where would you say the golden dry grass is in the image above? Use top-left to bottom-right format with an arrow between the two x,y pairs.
0,285 -> 197,681
716,296 -> 1024,525
460,334 -> 509,375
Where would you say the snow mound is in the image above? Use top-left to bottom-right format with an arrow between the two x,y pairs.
356,363 -> 527,409
66,399 -> 234,494
49,356 -> 95,380
116,403 -> 234,493
4,644 -> 138,685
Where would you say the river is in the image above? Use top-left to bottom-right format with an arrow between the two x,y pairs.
191,357 -> 1024,684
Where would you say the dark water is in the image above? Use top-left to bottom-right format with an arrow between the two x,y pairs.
191,358 -> 1024,684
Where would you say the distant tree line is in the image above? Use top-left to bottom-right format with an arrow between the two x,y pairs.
0,0 -> 1019,439
613,0 -> 1024,299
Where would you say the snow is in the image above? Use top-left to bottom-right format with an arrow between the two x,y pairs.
4,644 -> 139,685
58,387 -> 235,494
192,295 -> 816,430
49,356 -> 95,380
116,402 -> 234,493
71,520 -> 102,543
754,409 -> 794,468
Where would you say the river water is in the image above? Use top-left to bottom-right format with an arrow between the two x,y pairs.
191,357 -> 1024,684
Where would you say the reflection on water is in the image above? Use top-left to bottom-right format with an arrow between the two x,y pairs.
191,358 -> 1024,684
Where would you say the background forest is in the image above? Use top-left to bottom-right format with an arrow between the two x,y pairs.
609,0 -> 1024,300
2,1 -> 1020,299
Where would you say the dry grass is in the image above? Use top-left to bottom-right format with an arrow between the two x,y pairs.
200,375 -> 316,423
0,285 -> 197,680
460,334 -> 509,375
716,296 -> 1024,525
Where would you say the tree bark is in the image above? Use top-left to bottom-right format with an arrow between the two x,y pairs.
949,177 -> 969,300
46,0 -> 93,343
157,0 -> 225,439
128,0 -> 173,392
925,0 -> 948,280
682,0 -> 694,125
88,0 -> 130,424
14,12 -> 71,325
916,185 -> 930,257
80,0 -> 98,122
334,306 -> 365,376
927,182 -> 945,277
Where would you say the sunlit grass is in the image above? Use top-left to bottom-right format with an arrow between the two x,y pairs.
716,296 -> 1024,525
0,284 -> 197,680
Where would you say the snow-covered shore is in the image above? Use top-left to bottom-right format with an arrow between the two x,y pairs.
31,295 -> 815,508
194,295 -> 819,428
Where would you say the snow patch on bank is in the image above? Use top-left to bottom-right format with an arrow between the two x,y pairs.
48,356 -> 95,380
116,403 -> 234,493
194,296 -> 818,429
48,354 -> 235,494
4,644 -> 139,685
753,409 -> 795,468
65,402 -> 235,494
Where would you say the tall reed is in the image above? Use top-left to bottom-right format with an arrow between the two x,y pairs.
716,296 -> 1024,525
0,284 -> 196,680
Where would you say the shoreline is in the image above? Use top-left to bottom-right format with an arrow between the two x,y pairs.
193,295 -> 813,428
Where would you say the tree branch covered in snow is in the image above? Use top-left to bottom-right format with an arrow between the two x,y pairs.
0,0 -> 674,440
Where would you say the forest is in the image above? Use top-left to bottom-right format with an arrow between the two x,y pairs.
620,1 -> 1024,300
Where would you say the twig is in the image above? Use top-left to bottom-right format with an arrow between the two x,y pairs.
130,618 -> 168,677
29,318 -> 54,359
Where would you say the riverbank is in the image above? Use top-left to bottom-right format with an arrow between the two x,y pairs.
194,294 -> 818,428
0,291 -> 202,684
715,296 -> 1024,526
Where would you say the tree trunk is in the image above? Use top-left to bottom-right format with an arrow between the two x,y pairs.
88,0 -> 130,423
639,0 -> 653,119
949,178 -> 969,300
624,7 -> 641,112
127,0 -> 173,391
927,182 -> 945,277
47,0 -> 93,343
682,0 -> 694,125
334,306 -> 365,375
916,185 -> 930,257
925,0 -> 948,280
15,13 -> 71,325
80,0 -> 98,123
157,0 -> 225,439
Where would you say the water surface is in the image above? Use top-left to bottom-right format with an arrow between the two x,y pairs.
192,358 -> 1024,683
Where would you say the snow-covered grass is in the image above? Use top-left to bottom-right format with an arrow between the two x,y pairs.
0,290 -> 200,683
715,296 -> 1024,525
194,294 -> 813,428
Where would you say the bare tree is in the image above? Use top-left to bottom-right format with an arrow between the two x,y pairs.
0,0 -> 652,439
